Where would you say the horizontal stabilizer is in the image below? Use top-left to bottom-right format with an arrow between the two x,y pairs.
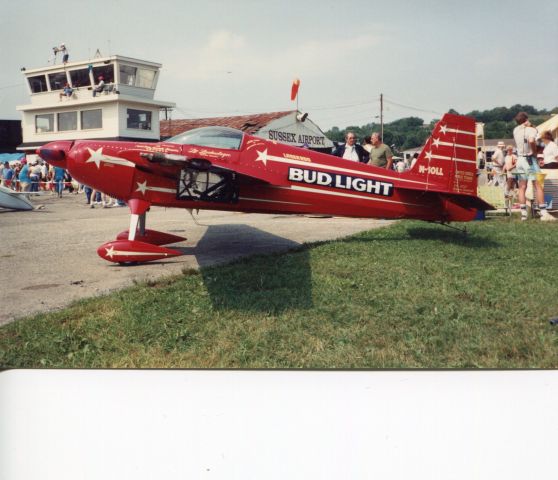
440,193 -> 495,211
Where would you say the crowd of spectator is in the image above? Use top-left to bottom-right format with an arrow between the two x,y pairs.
0,158 -> 124,207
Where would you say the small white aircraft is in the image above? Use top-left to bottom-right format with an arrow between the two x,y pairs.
0,185 -> 35,211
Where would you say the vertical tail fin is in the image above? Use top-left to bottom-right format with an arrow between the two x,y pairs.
411,113 -> 478,196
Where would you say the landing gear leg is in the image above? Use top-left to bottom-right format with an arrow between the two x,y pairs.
138,212 -> 146,236
127,199 -> 151,241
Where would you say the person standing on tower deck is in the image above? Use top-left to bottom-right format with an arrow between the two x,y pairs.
60,43 -> 69,64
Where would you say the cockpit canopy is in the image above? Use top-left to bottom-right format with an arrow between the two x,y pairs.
167,126 -> 244,150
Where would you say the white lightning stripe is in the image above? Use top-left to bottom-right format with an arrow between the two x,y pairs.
434,140 -> 476,150
260,151 -> 427,185
445,128 -> 476,136
109,250 -> 171,257
430,153 -> 476,164
285,185 -> 426,207
135,181 -> 176,195
238,196 -> 310,205
146,186 -> 175,194
104,158 -> 136,167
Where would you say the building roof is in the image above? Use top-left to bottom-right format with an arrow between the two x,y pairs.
160,111 -> 296,138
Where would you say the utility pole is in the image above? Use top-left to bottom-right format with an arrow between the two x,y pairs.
380,93 -> 384,140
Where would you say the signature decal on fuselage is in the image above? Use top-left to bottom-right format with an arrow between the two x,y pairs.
288,167 -> 394,197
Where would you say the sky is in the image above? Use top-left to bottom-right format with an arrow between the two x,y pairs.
0,0 -> 556,130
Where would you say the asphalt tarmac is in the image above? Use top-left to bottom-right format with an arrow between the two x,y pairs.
0,192 -> 391,325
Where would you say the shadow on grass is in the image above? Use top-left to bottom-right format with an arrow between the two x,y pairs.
193,224 -> 313,313
342,222 -> 501,249
405,226 -> 500,248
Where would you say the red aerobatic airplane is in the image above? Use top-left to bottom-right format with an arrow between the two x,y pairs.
39,113 -> 492,264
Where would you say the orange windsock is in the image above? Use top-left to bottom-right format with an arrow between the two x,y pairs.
290,78 -> 300,101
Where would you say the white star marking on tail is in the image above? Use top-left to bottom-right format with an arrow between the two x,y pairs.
439,124 -> 447,135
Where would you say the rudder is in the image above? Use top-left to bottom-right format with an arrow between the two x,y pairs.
410,113 -> 478,196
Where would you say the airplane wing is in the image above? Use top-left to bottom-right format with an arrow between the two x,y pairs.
117,149 -> 274,185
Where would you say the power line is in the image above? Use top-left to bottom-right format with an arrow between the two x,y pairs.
172,96 -> 382,118
383,96 -> 443,116
306,98 -> 381,111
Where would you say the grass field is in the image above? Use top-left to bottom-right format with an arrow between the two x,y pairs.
1,218 -> 557,368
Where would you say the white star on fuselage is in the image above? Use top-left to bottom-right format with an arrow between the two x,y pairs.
255,149 -> 268,165
136,181 -> 148,195
85,147 -> 135,169
86,148 -> 106,169
105,246 -> 115,258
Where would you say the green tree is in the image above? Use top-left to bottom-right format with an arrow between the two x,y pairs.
324,105 -> 557,150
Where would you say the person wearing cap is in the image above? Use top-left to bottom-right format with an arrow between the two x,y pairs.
513,111 -> 555,221
540,131 -> 558,170
92,75 -> 105,97
490,141 -> 506,188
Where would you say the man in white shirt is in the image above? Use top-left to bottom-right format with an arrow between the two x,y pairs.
491,141 -> 506,188
92,76 -> 106,97
333,132 -> 368,163
513,111 -> 555,221
540,131 -> 558,169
